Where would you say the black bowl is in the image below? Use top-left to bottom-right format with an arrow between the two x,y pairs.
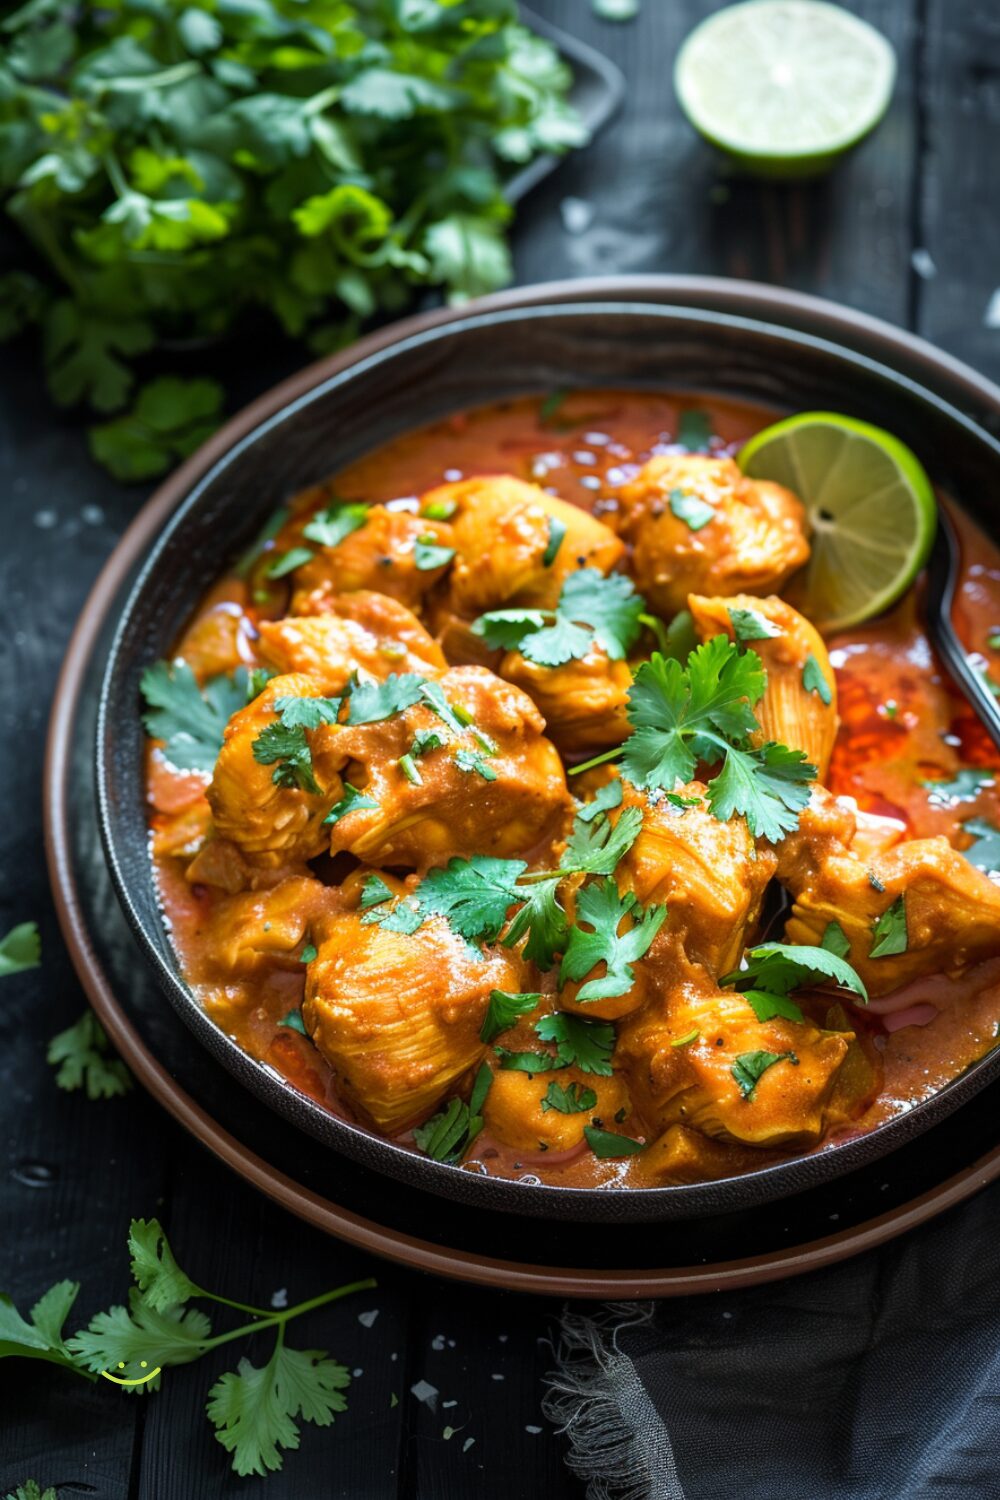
96,291 -> 1000,1223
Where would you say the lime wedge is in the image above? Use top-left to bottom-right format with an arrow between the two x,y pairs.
674,1 -> 897,178
737,412 -> 937,634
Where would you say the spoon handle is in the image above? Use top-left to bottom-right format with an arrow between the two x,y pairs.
925,506 -> 1000,753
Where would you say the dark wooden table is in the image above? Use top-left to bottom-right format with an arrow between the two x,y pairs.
2,2 -> 998,1495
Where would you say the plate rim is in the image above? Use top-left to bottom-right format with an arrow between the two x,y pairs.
45,273 -> 1000,1294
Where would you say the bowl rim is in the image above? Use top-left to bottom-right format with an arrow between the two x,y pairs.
91,276 -> 1000,1222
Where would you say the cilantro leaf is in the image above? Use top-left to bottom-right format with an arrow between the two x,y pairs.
533,1012 -> 615,1076
454,748 -> 497,782
541,1081 -> 596,1114
279,1008 -> 308,1035
360,875 -> 395,910
495,1048 -> 563,1075
141,660 -> 248,774
869,896 -> 908,958
821,921 -> 851,959
802,653 -> 833,705
502,879 -> 570,968
575,779 -> 623,823
413,1094 -> 484,1163
346,673 -> 427,725
252,722 -> 320,795
68,1287 -> 211,1383
559,879 -> 666,1002
128,1219 -> 198,1313
47,1011 -> 131,1100
707,739 -> 816,843
741,989 -> 805,1024
923,769 -> 996,804
731,1050 -> 799,1101
0,1280 -> 85,1377
324,784 -> 378,827
361,895 -> 423,936
5,1483 -> 57,1500
480,990 -> 543,1044
721,942 -> 868,1003
542,515 -> 567,566
414,536 -> 456,571
417,855 -> 526,945
729,606 -> 782,643
302,502 -> 369,549
206,1345 -> 350,1478
584,1125 -> 644,1158
417,679 -> 466,735
0,921 -> 40,977
669,487 -> 715,531
267,547 -> 314,579
676,409 -> 713,452
88,377 -> 223,482
272,696 -> 342,729
962,817 -> 1000,872
561,804 -> 644,875
474,569 -> 644,666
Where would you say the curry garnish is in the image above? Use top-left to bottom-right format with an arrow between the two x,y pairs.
266,546 -> 314,578
324,785 -> 378,826
583,1125 -> 645,1158
614,637 -> 817,841
540,1081 -> 597,1115
668,487 -> 715,531
414,1064 -> 492,1163
480,990 -> 543,1044
302,501 -> 369,549
472,567 -> 645,666
534,1013 -> 616,1075
278,1008 -> 309,1035
923,769 -> 995,804
802,652 -> 833,705
869,896 -> 908,958
559,880 -> 666,1003
729,606 -> 782,644
731,1049 -> 799,1101
413,536 -> 456,571
141,660 -> 250,774
676,409 -> 714,452
821,920 -> 852,959
960,818 -> 1000,874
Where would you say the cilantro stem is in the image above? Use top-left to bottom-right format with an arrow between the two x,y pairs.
568,748 -> 623,776
304,84 -> 342,116
196,1277 -> 377,1353
638,612 -> 670,653
100,60 -> 202,93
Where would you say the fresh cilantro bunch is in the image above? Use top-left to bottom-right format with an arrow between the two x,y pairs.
578,636 -> 818,842
0,1217 -> 374,1479
0,0 -> 586,477
472,568 -> 645,666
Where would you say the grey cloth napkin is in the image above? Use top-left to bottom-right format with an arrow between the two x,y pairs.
544,1180 -> 1000,1500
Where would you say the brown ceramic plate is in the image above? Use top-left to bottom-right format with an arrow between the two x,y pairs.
48,276 -> 1000,1289
88,282 -> 1000,1226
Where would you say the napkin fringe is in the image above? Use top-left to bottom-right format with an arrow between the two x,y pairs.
542,1302 -> 685,1500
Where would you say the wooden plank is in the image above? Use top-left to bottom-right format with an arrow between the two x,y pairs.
517,0 -> 918,326
917,0 -> 1000,380
133,1136 -> 408,1499
0,334 -> 165,1499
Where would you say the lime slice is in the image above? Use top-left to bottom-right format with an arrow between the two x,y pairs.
737,412 -> 937,633
674,1 -> 897,178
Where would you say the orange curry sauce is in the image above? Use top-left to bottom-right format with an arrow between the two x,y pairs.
145,391 -> 1000,1188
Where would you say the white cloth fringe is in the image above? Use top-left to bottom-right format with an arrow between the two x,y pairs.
542,1302 -> 687,1500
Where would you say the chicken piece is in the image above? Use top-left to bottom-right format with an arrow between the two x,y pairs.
614,780 -> 777,977
499,644 -> 632,754
303,909 -> 526,1132
325,665 -> 571,869
776,788 -> 1000,995
426,474 -> 624,619
636,1124 -> 757,1185
290,505 -> 453,612
615,966 -> 851,1149
258,592 -> 445,694
208,673 -> 345,868
616,455 -> 810,616
688,592 -> 838,781
174,582 -> 249,683
194,875 -> 334,979
480,1063 -> 632,1154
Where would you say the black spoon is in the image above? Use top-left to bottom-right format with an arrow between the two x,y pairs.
924,505 -> 1000,753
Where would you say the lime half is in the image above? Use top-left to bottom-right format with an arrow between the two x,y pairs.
675,1 -> 897,178
738,412 -> 937,634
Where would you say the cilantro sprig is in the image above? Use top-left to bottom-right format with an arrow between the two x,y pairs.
47,1010 -> 132,1100
0,921 -> 40,978
472,568 -> 645,667
574,637 -> 817,842
1,1218 -> 374,1478
141,660 -> 249,774
0,0 -> 586,476
721,942 -> 868,1025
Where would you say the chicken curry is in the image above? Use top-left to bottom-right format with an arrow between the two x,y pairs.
143,391 -> 1000,1189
